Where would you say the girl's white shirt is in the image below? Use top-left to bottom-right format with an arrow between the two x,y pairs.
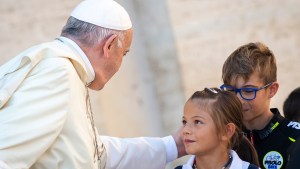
181,150 -> 260,169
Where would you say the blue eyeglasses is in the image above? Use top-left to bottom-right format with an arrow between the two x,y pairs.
220,82 -> 273,101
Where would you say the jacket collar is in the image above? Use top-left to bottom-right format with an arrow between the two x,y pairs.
244,108 -> 284,140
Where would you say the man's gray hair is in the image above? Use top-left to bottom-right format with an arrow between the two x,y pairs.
61,16 -> 124,47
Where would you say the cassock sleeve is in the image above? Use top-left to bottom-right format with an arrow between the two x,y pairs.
0,57 -> 70,168
0,160 -> 11,169
99,135 -> 178,169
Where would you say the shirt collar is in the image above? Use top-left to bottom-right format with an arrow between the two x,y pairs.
183,155 -> 196,169
56,36 -> 95,85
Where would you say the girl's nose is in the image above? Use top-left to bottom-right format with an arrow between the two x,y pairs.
183,125 -> 192,135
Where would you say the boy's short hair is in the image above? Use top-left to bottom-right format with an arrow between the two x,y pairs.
222,42 -> 277,85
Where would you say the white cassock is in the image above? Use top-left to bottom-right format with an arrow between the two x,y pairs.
0,37 -> 177,169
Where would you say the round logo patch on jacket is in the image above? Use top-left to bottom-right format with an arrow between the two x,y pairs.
263,151 -> 283,169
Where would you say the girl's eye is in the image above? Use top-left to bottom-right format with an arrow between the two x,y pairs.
195,120 -> 203,125
182,120 -> 187,125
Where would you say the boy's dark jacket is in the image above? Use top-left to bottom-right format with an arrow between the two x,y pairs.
243,108 -> 300,169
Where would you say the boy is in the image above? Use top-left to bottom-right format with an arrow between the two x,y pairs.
220,42 -> 300,169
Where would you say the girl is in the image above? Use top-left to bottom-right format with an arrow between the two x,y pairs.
175,88 -> 259,169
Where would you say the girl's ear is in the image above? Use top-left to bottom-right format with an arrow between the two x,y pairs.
103,34 -> 118,58
221,123 -> 236,141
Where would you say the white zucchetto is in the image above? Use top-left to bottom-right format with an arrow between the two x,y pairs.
70,0 -> 132,30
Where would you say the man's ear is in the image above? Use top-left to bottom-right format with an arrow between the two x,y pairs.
269,82 -> 279,98
103,34 -> 118,58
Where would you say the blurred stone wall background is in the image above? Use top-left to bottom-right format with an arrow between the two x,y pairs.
1,0 -> 300,168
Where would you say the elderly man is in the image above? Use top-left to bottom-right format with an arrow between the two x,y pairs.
0,0 -> 184,168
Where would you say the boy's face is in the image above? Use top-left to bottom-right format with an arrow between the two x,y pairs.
229,72 -> 272,126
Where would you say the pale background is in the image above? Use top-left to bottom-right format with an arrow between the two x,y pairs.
1,0 -> 300,168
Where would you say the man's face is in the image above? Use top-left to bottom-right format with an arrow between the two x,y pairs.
104,29 -> 133,80
89,29 -> 133,90
228,72 -> 271,126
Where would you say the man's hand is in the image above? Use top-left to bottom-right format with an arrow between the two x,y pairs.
172,126 -> 187,158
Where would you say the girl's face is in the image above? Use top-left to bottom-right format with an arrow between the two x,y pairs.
182,99 -> 224,156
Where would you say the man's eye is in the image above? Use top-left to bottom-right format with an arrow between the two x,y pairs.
123,51 -> 129,56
